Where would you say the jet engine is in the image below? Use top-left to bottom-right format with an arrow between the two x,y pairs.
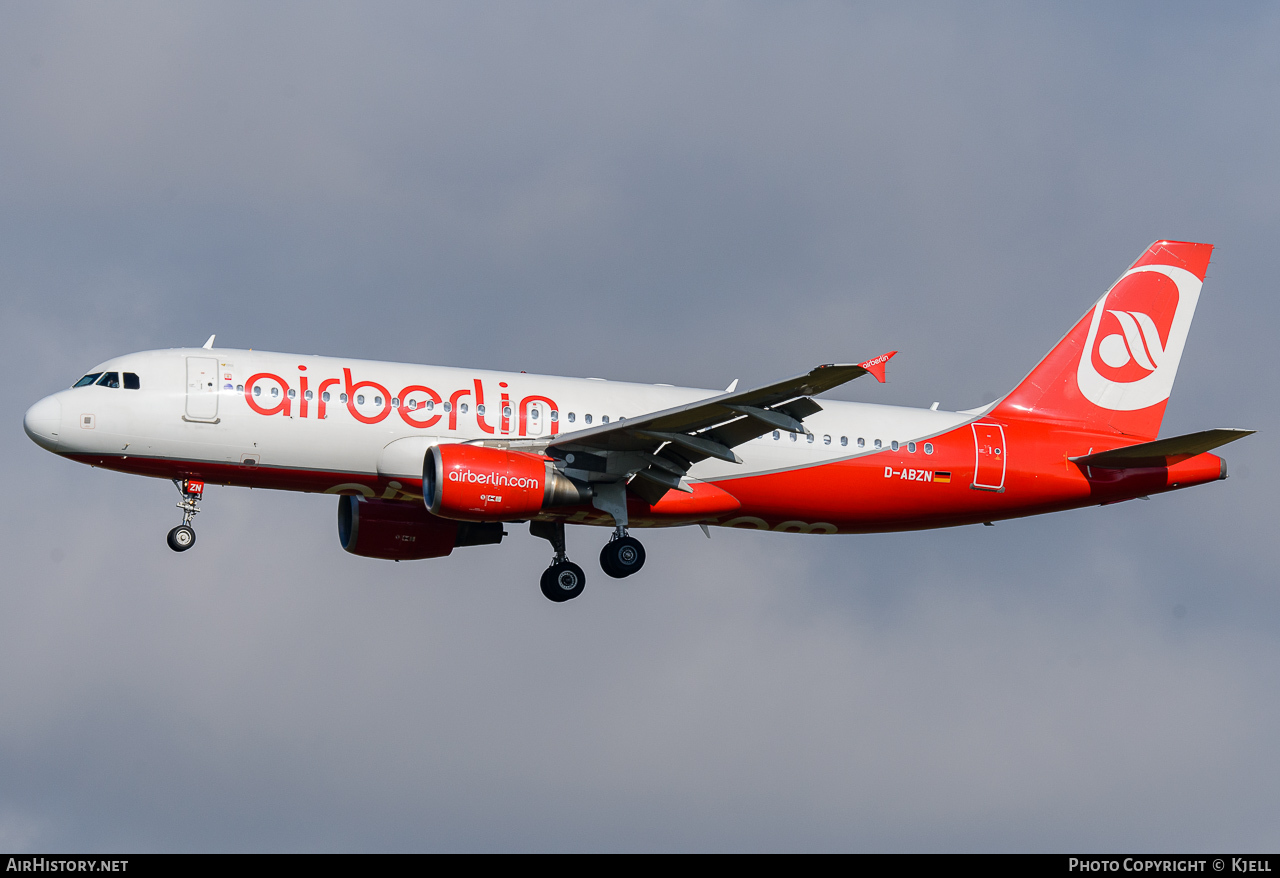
424,444 -> 591,522
337,495 -> 503,560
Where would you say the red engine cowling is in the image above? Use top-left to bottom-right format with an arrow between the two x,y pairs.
337,495 -> 503,560
424,444 -> 589,521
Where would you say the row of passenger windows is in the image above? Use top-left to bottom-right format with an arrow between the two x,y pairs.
240,384 -> 618,423
232,383 -> 929,452
768,431 -> 934,454
73,372 -> 141,390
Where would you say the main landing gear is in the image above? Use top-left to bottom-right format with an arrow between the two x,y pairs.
530,519 -> 648,602
167,478 -> 204,552
531,521 -> 585,602
591,481 -> 645,580
600,530 -> 646,579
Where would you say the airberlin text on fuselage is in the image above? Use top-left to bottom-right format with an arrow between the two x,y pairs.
242,367 -> 559,437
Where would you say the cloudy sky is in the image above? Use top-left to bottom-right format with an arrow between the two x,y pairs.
3,2 -> 1278,852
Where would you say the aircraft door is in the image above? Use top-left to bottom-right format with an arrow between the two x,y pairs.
970,423 -> 1006,492
185,357 -> 220,421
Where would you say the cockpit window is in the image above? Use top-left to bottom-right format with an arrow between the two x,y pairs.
96,372 -> 120,388
123,372 -> 140,390
73,373 -> 102,388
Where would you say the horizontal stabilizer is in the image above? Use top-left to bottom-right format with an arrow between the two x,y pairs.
1070,428 -> 1254,469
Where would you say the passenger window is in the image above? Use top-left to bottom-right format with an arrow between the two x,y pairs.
550,411 -> 559,422
375,396 -> 384,406
824,435 -> 831,445
924,443 -> 934,455
236,385 -> 244,392
356,395 -> 365,405
790,432 -> 797,442
891,440 -> 899,451
304,390 -> 313,400
600,415 -> 607,423
806,433 -> 814,443
271,387 -> 280,398
96,372 -> 120,388
408,399 -> 417,410
392,398 -> 399,407
287,389 -> 296,399
504,406 -> 513,418
443,402 -> 452,413
773,431 -> 780,440
908,442 -> 916,453
532,408 -> 540,420
857,438 -> 865,448
73,373 -> 102,388
840,436 -> 848,446
476,404 -> 485,415
458,402 -> 466,413
567,412 -> 575,422
874,439 -> 882,449
124,372 -> 141,390
321,391 -> 330,402
253,386 -> 262,397
585,414 -> 592,425
425,400 -> 434,411
340,393 -> 348,403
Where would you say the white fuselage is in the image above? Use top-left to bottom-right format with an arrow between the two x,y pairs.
26,347 -> 968,497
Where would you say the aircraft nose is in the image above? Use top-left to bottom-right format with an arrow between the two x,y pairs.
23,394 -> 63,451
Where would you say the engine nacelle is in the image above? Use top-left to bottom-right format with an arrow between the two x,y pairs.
424,444 -> 590,521
337,495 -> 503,560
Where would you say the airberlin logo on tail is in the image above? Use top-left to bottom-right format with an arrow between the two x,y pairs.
1076,264 -> 1202,412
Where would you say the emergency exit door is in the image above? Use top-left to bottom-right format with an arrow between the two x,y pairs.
185,357 -> 220,421
971,423 -> 1006,492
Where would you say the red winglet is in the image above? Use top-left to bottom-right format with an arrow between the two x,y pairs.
857,350 -> 897,383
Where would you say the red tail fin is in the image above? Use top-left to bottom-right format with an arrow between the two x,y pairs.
992,240 -> 1212,440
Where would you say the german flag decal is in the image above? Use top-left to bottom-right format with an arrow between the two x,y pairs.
933,471 -> 952,483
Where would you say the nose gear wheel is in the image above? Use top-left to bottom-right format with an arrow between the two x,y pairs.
167,524 -> 196,552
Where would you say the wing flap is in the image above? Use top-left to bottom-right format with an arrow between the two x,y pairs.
546,356 -> 893,503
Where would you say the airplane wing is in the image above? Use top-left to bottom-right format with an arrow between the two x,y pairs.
541,353 -> 896,505
1070,428 -> 1254,469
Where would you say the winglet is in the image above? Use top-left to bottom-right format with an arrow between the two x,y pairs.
857,350 -> 897,383
203,334 -> 216,350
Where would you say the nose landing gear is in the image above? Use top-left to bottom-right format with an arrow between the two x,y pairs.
531,520 -> 585,602
167,479 -> 204,552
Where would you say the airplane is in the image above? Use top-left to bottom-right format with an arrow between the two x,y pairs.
23,240 -> 1252,602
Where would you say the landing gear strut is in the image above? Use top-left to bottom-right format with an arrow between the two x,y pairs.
531,520 -> 585,602
591,482 -> 645,579
167,478 -> 204,552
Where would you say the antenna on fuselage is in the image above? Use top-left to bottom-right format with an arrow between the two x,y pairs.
202,334 -> 216,350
